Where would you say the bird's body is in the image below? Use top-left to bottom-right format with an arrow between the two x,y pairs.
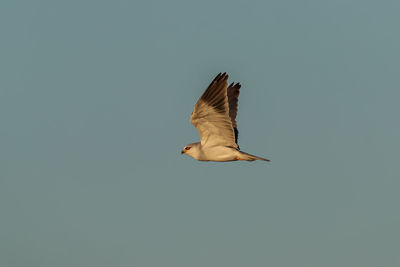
182,73 -> 269,162
183,142 -> 238,161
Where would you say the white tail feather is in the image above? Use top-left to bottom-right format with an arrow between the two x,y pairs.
239,151 -> 270,162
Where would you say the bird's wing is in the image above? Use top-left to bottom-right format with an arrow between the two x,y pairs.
190,73 -> 238,148
227,82 -> 241,147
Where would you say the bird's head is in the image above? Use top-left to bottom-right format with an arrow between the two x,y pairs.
181,142 -> 201,159
181,146 -> 192,154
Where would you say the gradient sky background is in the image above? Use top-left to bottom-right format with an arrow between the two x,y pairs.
1,0 -> 400,266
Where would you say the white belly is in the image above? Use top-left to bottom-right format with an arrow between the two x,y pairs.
199,146 -> 239,162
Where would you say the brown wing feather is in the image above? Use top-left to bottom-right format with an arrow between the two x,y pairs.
227,82 -> 241,128
227,82 -> 241,147
190,73 -> 237,148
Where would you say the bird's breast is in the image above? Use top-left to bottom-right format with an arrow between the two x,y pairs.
199,146 -> 239,162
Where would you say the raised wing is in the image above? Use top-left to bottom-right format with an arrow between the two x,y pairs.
190,73 -> 238,148
227,82 -> 241,147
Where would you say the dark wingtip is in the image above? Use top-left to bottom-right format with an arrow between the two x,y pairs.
234,127 -> 239,146
212,73 -> 221,82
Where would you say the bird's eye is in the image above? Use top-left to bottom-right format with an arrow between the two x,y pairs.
185,147 -> 191,150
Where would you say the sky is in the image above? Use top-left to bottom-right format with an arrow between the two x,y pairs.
1,0 -> 400,266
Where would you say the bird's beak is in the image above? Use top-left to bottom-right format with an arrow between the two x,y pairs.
181,150 -> 185,154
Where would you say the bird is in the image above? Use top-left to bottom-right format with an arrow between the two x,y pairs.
181,72 -> 270,162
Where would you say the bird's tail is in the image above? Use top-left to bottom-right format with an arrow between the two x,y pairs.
239,151 -> 270,162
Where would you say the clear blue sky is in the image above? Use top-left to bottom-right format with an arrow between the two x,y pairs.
1,0 -> 399,266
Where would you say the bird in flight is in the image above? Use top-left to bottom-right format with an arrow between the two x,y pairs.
181,72 -> 270,162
